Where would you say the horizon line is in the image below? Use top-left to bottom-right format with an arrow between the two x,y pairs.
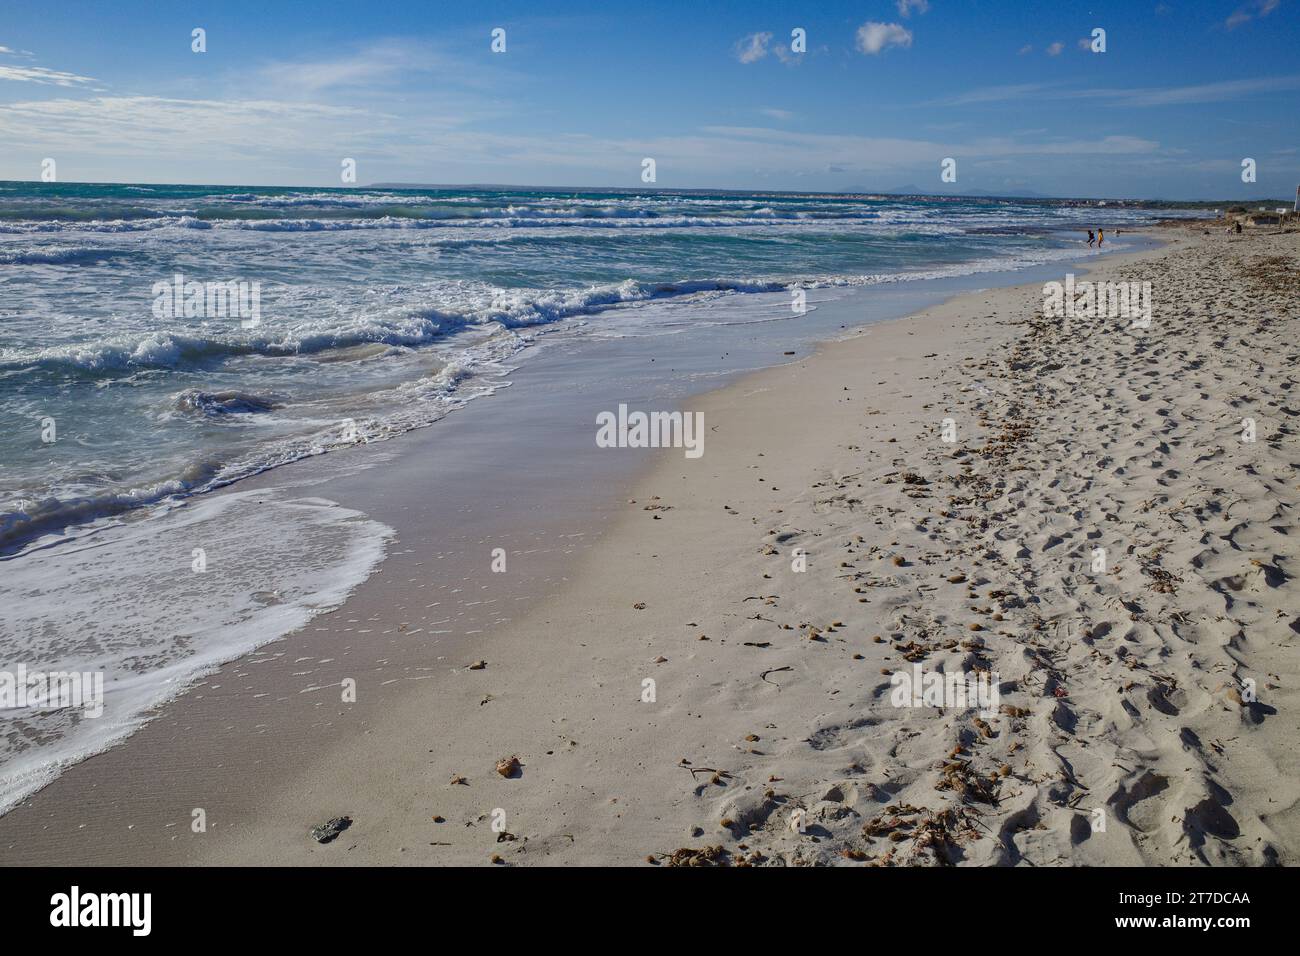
1,176 -> 1291,206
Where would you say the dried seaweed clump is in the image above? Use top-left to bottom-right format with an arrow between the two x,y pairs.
663,845 -> 730,867
935,760 -> 1000,805
861,803 -> 983,865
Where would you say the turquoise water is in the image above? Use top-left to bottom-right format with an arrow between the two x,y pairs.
0,182 -> 1201,550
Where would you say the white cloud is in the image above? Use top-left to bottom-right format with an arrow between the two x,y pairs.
0,95 -> 1172,190
1085,74 -> 1300,106
935,74 -> 1300,108
1077,37 -> 1093,51
936,83 -> 1053,106
760,107 -> 794,120
773,44 -> 802,65
1046,42 -> 1064,56
856,22 -> 914,55
694,125 -> 1158,162
0,95 -> 391,157
0,63 -> 98,87
254,40 -> 492,98
1018,44 -> 1034,55
734,32 -> 773,64
1227,0 -> 1281,29
896,0 -> 930,15
1030,135 -> 1160,155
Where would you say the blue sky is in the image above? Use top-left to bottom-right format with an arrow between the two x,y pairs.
1,0 -> 1296,198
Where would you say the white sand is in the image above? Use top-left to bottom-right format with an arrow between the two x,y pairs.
174,225 -> 1299,866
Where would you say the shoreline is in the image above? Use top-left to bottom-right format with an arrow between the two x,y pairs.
0,232 -> 1170,863
1,233 -> 1159,826
10,226 -> 1297,866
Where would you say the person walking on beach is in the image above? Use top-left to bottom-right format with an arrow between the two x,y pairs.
1087,229 -> 1095,247
1097,228 -> 1104,247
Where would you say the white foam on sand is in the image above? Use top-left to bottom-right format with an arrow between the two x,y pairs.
0,488 -> 393,815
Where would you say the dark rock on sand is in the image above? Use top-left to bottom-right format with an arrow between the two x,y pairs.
310,816 -> 352,844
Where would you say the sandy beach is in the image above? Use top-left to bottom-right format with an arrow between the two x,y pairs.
4,223 -> 1294,867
